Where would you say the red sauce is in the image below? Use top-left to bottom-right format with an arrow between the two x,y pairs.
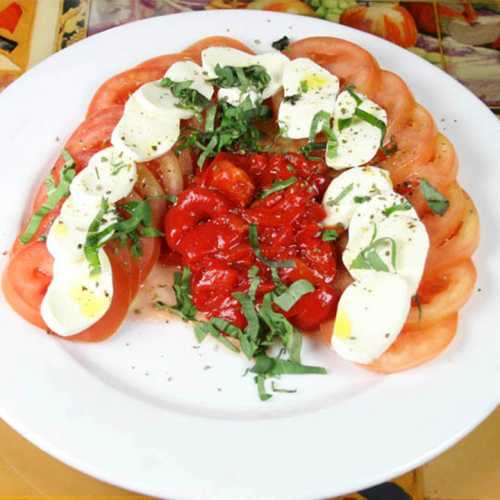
163,152 -> 340,331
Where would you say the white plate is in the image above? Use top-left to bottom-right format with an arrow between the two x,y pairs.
0,11 -> 499,500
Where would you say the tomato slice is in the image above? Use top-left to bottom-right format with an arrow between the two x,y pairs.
2,242 -> 53,328
87,67 -> 165,117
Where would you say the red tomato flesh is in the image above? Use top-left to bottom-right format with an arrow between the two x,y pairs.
164,152 -> 338,331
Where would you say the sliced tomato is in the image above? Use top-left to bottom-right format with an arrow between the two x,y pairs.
182,36 -> 255,63
87,67 -> 165,117
2,242 -> 52,328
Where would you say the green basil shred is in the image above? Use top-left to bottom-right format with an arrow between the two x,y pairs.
19,149 -> 76,244
420,179 -> 449,216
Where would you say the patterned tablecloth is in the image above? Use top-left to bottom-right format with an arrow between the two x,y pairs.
0,1 -> 498,499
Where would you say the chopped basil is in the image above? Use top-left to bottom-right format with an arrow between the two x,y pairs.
381,139 -> 398,157
159,77 -> 211,118
346,85 -> 363,106
247,265 -> 260,301
259,293 -> 302,363
273,279 -> 315,312
383,200 -> 412,217
233,291 -> 260,358
84,198 -> 110,275
255,375 -> 272,401
327,183 -> 354,206
299,80 -> 309,93
271,36 -> 290,51
299,141 -> 326,161
354,195 -> 371,204
420,179 -> 449,216
350,231 -> 397,273
338,117 -> 353,132
251,355 -> 327,376
19,149 -> 76,244
300,110 -> 337,161
271,381 -> 297,393
204,104 -> 217,133
248,224 -> 295,269
259,176 -> 297,199
354,108 -> 387,143
322,229 -> 339,241
172,267 -> 198,321
165,194 -> 178,204
211,64 -> 271,93
177,96 -> 271,167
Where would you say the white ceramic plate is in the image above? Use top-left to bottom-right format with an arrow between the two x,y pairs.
0,11 -> 499,500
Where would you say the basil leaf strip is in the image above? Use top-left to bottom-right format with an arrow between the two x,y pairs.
354,108 -> 387,143
248,224 -> 295,269
273,279 -> 315,312
251,355 -> 327,376
420,179 -> 449,216
383,200 -> 412,217
350,236 -> 398,272
322,229 -> 339,241
19,149 -> 76,244
327,182 -> 354,206
259,176 -> 297,199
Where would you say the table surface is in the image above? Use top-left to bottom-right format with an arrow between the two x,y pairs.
1,408 -> 499,498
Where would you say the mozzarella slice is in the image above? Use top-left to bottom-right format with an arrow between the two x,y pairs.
112,96 -> 181,162
278,58 -> 339,139
41,249 -> 114,337
331,273 -> 411,364
322,166 -> 393,228
202,47 -> 288,106
70,147 -> 137,204
327,90 -> 387,169
343,196 -> 429,295
165,60 -> 214,101
135,61 -> 213,119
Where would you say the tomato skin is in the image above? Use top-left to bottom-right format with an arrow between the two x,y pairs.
164,187 -> 231,251
165,152 -> 337,330
202,159 -> 255,206
286,287 -> 341,331
5,242 -> 53,310
2,242 -> 53,329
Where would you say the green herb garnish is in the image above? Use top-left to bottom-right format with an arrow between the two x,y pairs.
327,183 -> 354,206
248,224 -> 295,269
420,179 -> 449,216
83,199 -> 162,274
354,107 -> 387,143
299,80 -> 309,93
172,266 -> 198,321
19,149 -> 76,244
177,96 -> 271,167
346,85 -> 362,106
160,77 -> 211,119
273,279 -> 315,312
383,200 -> 412,217
354,195 -> 371,204
259,177 -> 297,199
322,229 -> 339,241
211,64 -> 271,93
350,225 -> 398,273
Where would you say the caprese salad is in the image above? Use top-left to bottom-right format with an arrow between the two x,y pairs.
2,35 -> 479,400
